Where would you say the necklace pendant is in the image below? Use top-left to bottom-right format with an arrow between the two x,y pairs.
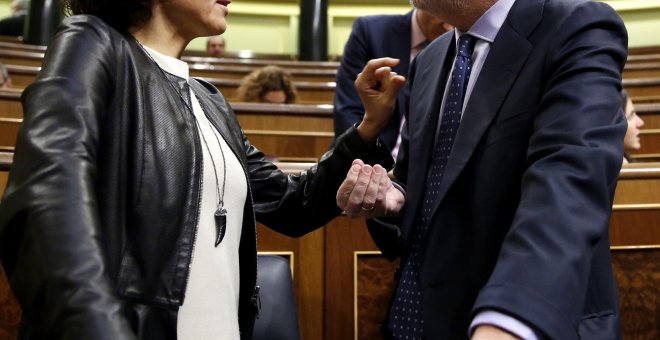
214,207 -> 227,247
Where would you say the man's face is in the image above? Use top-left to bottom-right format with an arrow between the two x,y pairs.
207,36 -> 226,57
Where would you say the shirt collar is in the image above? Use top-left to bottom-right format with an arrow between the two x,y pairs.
411,8 -> 428,50
454,0 -> 516,43
142,45 -> 190,81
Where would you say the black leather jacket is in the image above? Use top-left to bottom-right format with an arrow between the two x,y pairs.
0,15 -> 392,340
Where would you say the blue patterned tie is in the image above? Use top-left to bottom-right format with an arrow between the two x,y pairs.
388,34 -> 476,339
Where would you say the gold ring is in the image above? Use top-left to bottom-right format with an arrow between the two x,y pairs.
361,205 -> 375,212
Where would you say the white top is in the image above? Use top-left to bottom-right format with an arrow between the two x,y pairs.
143,46 -> 248,339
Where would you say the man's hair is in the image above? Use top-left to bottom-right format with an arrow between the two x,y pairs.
59,0 -> 155,32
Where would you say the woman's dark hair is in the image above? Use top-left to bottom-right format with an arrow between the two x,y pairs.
236,66 -> 298,104
60,0 -> 155,31
620,89 -> 629,112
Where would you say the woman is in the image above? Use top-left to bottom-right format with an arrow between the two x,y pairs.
621,89 -> 645,163
0,0 -> 404,338
236,65 -> 298,104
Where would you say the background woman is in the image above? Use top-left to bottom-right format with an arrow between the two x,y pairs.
236,65 -> 298,104
621,89 -> 645,163
0,0 -> 404,338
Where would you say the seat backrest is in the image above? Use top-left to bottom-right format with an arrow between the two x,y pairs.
252,255 -> 301,340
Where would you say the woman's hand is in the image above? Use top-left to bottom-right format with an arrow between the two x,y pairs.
337,159 -> 405,219
355,58 -> 407,143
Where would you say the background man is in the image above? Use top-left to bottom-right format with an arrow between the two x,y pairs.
206,35 -> 226,57
338,0 -> 628,339
333,7 -> 451,159
0,0 -> 29,37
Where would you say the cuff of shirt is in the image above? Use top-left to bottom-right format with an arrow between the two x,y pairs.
469,310 -> 538,340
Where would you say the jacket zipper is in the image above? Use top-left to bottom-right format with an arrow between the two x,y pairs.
196,90 -> 261,317
181,109 -> 205,305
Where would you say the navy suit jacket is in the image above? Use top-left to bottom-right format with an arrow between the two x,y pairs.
333,11 -> 413,152
369,0 -> 628,339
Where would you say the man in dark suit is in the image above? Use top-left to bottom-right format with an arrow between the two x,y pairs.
337,0 -> 627,339
0,0 -> 29,37
333,8 -> 451,159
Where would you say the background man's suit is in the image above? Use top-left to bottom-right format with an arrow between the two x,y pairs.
369,0 -> 628,338
333,11 -> 413,151
0,14 -> 25,37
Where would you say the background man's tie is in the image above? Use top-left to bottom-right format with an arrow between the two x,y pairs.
388,34 -> 477,340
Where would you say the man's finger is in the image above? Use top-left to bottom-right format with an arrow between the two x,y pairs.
360,166 -> 381,215
337,163 -> 362,210
346,165 -> 373,216
360,58 -> 401,85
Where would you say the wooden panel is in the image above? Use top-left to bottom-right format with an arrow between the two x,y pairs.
627,54 -> 660,65
0,50 -> 43,67
624,79 -> 660,98
355,254 -> 397,340
635,129 -> 660,155
0,265 -> 20,340
631,95 -> 660,104
324,216 -> 381,340
0,118 -> 20,147
0,90 -> 22,119
613,164 -> 660,205
637,103 -> 660,130
624,66 -> 660,79
629,46 -> 660,56
0,41 -> 46,53
237,114 -> 332,132
244,131 -> 333,160
610,209 -> 660,247
611,248 -> 660,340
257,224 -> 325,340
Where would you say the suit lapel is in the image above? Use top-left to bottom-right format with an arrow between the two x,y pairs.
401,36 -> 454,240
429,1 -> 542,215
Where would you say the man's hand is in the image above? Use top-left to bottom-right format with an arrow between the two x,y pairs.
355,58 -> 407,143
472,325 -> 522,340
337,159 -> 405,218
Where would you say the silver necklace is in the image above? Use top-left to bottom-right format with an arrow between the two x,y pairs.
136,40 -> 228,247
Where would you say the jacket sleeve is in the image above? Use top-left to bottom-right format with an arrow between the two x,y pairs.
364,56 -> 419,262
333,17 -> 371,138
246,127 -> 394,237
472,3 -> 627,339
0,16 -> 136,339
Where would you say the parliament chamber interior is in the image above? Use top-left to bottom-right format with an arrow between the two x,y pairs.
0,0 -> 659,339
